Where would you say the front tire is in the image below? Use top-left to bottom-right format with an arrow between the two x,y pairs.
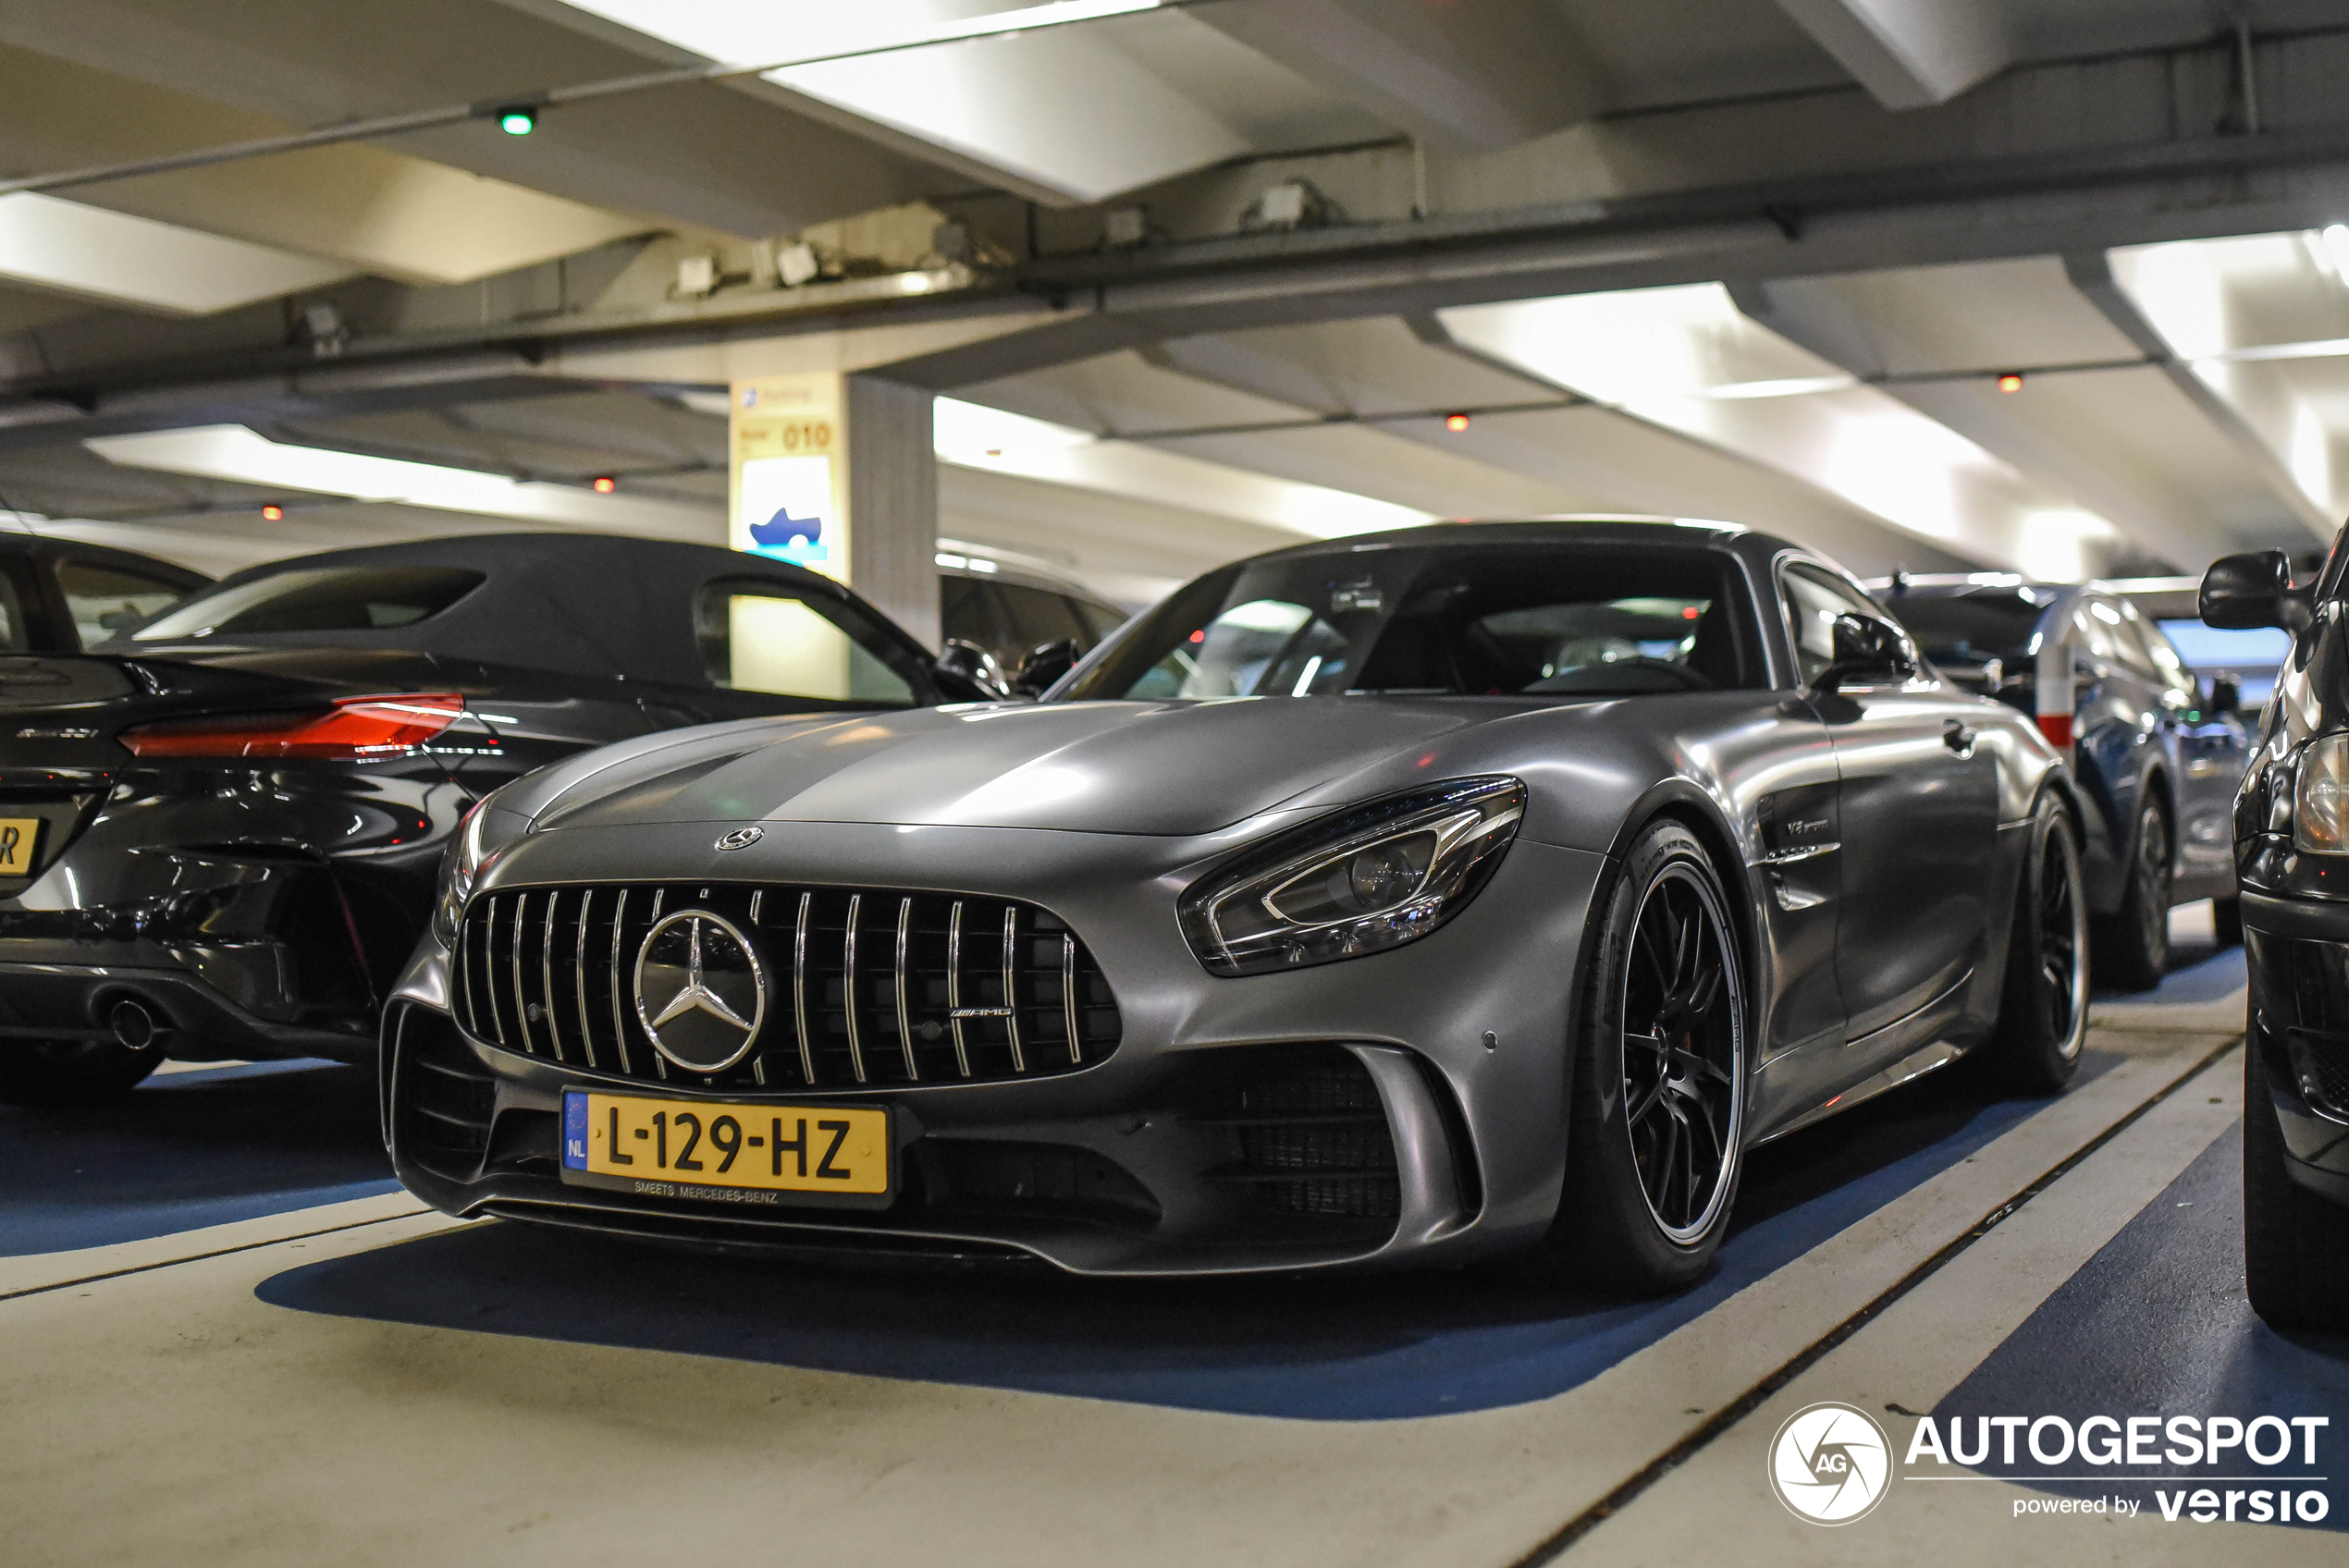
2244,1037 -> 2349,1331
1538,819 -> 1746,1294
2095,795 -> 2171,992
0,1035 -> 162,1107
1987,792 -> 2090,1093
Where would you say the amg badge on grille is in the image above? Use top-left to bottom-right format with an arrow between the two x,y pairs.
715,825 -> 764,851
633,911 -> 768,1072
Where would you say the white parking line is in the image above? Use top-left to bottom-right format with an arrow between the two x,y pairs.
1568,1047 -> 2286,1565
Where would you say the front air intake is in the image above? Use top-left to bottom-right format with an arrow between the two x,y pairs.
452,883 -> 1123,1093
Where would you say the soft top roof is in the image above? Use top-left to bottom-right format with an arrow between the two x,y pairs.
99,532 -> 917,687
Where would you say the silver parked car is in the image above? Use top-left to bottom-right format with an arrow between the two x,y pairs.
382,521 -> 2083,1292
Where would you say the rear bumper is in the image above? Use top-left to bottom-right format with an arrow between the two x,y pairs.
0,960 -> 375,1064
2238,891 -> 2349,1207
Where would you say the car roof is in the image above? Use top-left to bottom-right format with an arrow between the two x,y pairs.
104,531 -> 920,684
1237,516 -> 1795,566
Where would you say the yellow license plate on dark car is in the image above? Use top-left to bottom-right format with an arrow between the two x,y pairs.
560,1089 -> 891,1203
0,815 -> 42,875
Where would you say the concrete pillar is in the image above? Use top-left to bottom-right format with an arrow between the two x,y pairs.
728,370 -> 939,651
843,374 -> 940,650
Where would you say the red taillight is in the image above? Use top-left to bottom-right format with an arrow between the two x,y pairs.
2035,713 -> 2073,750
123,693 -> 466,759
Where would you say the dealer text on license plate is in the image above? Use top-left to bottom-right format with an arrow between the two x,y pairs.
560,1090 -> 891,1203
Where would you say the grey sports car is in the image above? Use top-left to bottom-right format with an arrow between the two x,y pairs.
383,521 -> 2088,1290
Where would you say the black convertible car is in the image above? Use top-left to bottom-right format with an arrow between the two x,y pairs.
383,520 -> 2088,1289
2201,542 -> 2349,1330
0,533 -> 974,1105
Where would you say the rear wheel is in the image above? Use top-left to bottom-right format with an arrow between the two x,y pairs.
0,1035 -> 162,1107
1536,819 -> 1746,1294
2095,796 -> 2171,992
2244,1038 -> 2349,1331
1988,792 -> 2090,1093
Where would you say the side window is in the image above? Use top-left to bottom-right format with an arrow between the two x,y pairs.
2115,599 -> 2192,695
695,580 -> 917,706
56,559 -> 191,646
2097,597 -> 2161,681
940,575 -> 1013,665
0,563 -> 32,652
1073,598 -> 1126,643
994,582 -> 1088,653
2070,599 -> 2121,664
1779,563 -> 1888,686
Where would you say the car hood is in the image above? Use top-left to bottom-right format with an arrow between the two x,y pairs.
534,699 -> 1495,837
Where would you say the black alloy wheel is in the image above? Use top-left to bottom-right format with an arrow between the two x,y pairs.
0,1035 -> 163,1107
1988,791 -> 2090,1092
1620,864 -> 1741,1242
1539,818 -> 1746,1293
2096,796 -> 2171,992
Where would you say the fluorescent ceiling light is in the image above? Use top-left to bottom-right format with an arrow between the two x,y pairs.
557,1 -> 1162,68
553,1 -> 1239,203
1439,284 -> 1849,405
84,425 -> 716,536
0,193 -> 348,317
934,398 -> 1427,540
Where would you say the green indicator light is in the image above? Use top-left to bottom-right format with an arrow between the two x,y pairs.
498,108 -> 535,135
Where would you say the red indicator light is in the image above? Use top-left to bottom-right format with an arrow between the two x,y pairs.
1445,412 -> 1470,433
592,475 -> 616,494
1187,629 -> 1205,643
1681,606 -> 1701,619
1997,374 -> 2024,393
123,692 -> 466,760
260,504 -> 284,521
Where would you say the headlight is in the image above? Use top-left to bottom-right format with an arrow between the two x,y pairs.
1178,777 -> 1525,976
428,796 -> 499,949
2294,735 -> 2349,852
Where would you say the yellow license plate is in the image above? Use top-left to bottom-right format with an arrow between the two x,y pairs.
0,815 -> 41,875
560,1090 -> 892,1204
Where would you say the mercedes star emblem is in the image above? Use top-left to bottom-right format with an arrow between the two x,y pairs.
633,910 -> 768,1072
715,825 -> 764,851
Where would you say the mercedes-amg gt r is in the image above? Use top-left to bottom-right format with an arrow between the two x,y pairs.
383,521 -> 2088,1291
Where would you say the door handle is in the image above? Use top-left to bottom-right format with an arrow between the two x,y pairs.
1943,719 -> 1977,757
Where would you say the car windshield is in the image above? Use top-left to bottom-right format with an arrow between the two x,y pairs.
1888,590 -> 2049,665
1061,543 -> 1756,702
131,566 -> 485,641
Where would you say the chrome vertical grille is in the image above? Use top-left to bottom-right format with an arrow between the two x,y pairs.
453,881 -> 1123,1093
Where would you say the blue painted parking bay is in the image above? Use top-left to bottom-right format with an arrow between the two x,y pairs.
3,937 -> 2343,1567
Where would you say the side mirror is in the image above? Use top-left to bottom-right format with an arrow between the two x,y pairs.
1013,638 -> 1080,697
934,638 -> 1011,701
1813,613 -> 1913,694
2200,549 -> 2310,631
2207,674 -> 2241,715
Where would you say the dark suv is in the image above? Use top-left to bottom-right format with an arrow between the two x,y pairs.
2204,543 -> 2349,1330
1889,576 -> 2249,989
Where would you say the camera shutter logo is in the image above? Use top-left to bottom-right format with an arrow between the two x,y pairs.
1767,1402 -> 1893,1525
633,912 -> 767,1072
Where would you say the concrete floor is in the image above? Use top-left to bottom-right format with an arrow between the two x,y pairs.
4,909 -> 2342,1567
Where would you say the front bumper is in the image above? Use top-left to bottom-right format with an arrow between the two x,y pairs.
2239,889 -> 2349,1207
382,823 -> 1608,1276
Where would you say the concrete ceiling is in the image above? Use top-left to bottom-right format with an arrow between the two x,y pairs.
3,1 -> 2349,609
